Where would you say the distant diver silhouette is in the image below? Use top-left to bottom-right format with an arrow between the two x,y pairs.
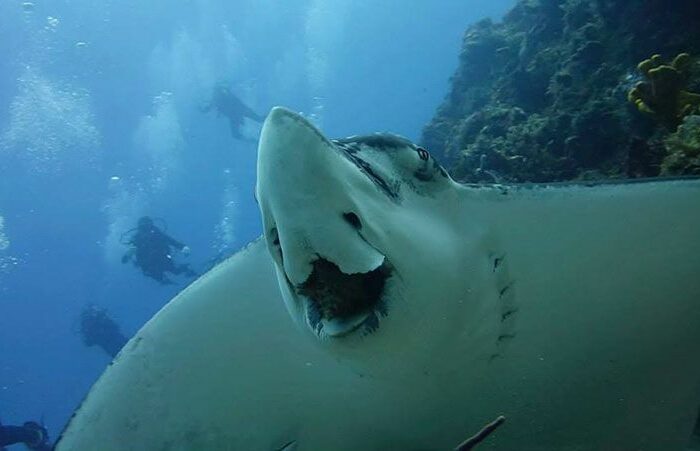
0,419 -> 51,450
121,216 -> 197,285
79,305 -> 128,358
201,84 -> 263,140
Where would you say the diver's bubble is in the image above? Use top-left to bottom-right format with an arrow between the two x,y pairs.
0,217 -> 9,252
101,185 -> 147,264
75,41 -> 87,48
213,182 -> 239,256
153,91 -> 173,107
21,2 -> 34,12
0,216 -> 17,274
133,92 -> 184,192
108,176 -> 122,190
0,68 -> 100,174
46,16 -> 59,28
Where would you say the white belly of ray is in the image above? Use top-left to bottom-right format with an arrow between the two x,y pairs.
56,179 -> 700,450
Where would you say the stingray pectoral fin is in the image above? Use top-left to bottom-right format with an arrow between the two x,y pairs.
54,240 -> 328,450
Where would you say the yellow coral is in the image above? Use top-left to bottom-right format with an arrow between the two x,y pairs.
628,53 -> 700,129
673,53 -> 691,72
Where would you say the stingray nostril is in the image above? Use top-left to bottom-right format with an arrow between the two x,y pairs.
270,227 -> 280,246
343,212 -> 362,230
269,227 -> 284,263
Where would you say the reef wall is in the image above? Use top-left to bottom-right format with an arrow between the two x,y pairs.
422,0 -> 700,182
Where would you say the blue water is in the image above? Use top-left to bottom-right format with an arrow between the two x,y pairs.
0,0 -> 514,441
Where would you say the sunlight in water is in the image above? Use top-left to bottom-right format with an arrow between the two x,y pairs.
213,170 -> 239,256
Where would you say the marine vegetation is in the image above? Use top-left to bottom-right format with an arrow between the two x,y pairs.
628,53 -> 700,129
661,114 -> 700,175
422,0 -> 700,182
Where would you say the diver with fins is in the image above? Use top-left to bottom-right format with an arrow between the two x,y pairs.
201,83 -> 263,140
121,216 -> 197,285
79,305 -> 128,358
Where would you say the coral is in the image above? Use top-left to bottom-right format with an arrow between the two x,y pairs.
628,53 -> 700,129
422,0 -> 700,183
661,114 -> 700,175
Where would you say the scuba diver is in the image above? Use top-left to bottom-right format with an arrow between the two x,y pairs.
79,305 -> 128,359
121,216 -> 197,285
0,420 -> 50,450
201,83 -> 263,140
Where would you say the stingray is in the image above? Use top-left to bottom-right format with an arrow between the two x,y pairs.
55,107 -> 700,450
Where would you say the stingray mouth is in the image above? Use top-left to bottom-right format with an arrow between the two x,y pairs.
289,257 -> 392,338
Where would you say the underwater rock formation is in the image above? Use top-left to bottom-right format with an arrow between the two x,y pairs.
662,115 -> 700,175
423,0 -> 700,182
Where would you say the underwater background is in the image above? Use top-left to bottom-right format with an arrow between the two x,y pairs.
0,0 -> 516,441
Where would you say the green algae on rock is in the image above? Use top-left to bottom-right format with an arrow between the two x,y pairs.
662,115 -> 700,175
422,0 -> 700,182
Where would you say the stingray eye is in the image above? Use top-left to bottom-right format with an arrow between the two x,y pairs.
417,147 -> 430,161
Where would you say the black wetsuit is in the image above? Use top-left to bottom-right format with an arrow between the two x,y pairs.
125,224 -> 195,284
204,87 -> 263,139
80,306 -> 129,358
0,423 -> 49,450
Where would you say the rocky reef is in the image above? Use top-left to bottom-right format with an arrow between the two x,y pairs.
662,114 -> 700,175
422,0 -> 700,182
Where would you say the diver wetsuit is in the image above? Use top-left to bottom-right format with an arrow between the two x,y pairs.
202,85 -> 263,139
79,305 -> 129,358
0,421 -> 50,450
122,217 -> 196,285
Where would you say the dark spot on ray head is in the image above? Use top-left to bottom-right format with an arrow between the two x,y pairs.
270,228 -> 281,247
270,228 -> 284,263
334,133 -> 416,151
343,212 -> 362,230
